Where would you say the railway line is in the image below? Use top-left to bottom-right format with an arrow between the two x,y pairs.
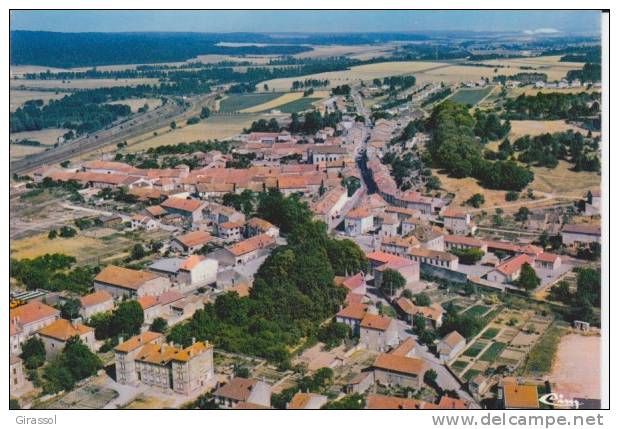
10,92 -> 217,175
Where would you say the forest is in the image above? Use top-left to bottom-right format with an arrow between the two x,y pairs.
10,31 -> 312,67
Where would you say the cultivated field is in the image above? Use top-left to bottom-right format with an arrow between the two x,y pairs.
530,161 -> 601,196
10,90 -> 71,112
10,128 -> 68,161
507,120 -> 598,140
258,61 -> 450,91
509,87 -> 601,97
193,54 -> 276,64
240,90 -> 329,113
125,113 -> 264,153
277,96 -> 324,113
413,65 -> 520,85
240,91 -> 304,113
10,78 -> 160,90
219,92 -> 286,112
477,55 -> 584,80
10,65 -> 70,77
293,43 -> 397,60
448,86 -> 495,106
107,97 -> 163,113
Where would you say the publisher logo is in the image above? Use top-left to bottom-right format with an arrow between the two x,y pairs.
539,393 -> 581,409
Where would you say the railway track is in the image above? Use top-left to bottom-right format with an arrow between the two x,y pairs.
9,94 -> 212,175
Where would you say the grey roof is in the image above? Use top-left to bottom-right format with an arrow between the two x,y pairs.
149,258 -> 184,274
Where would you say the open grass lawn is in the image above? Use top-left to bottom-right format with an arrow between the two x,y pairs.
448,86 -> 495,106
463,341 -> 486,358
277,97 -> 323,113
478,342 -> 507,362
481,327 -> 501,340
463,305 -> 491,318
219,92 -> 286,112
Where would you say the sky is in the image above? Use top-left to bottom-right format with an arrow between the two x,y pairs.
10,10 -> 601,34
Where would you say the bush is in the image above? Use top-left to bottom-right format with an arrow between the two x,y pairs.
450,248 -> 485,265
505,191 -> 519,201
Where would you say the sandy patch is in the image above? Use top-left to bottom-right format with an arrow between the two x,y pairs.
550,334 -> 600,400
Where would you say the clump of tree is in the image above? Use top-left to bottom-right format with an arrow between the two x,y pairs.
20,337 -> 46,370
380,269 -> 406,297
166,190 -> 366,368
450,248 -> 485,265
321,393 -> 365,409
503,92 -> 600,121
566,63 -> 601,83
515,263 -> 540,293
317,322 -> 350,350
10,254 -> 97,294
88,300 -> 144,340
41,337 -> 102,394
426,101 -> 533,191
514,130 -> 600,172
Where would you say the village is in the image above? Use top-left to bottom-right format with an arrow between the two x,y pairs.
9,18 -> 604,411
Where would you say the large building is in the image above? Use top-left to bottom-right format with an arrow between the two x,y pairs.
114,332 -> 214,396
37,319 -> 96,358
94,265 -> 171,298
213,377 -> 272,409
10,301 -> 60,355
148,255 -> 218,291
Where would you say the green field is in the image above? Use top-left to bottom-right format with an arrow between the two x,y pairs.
219,92 -> 286,112
463,369 -> 481,381
478,342 -> 507,362
462,341 -> 486,358
481,327 -> 500,340
276,97 -> 322,113
451,360 -> 468,373
463,305 -> 491,318
448,86 -> 494,106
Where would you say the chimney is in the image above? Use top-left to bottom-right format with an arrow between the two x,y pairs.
118,336 -> 124,344
192,337 -> 196,345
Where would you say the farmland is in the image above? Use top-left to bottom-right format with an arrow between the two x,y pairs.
10,77 -> 160,90
10,128 -> 69,161
448,86 -> 495,106
125,113 -> 264,153
277,96 -> 323,113
10,90 -> 72,112
219,92 -> 286,112
258,61 -> 450,91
